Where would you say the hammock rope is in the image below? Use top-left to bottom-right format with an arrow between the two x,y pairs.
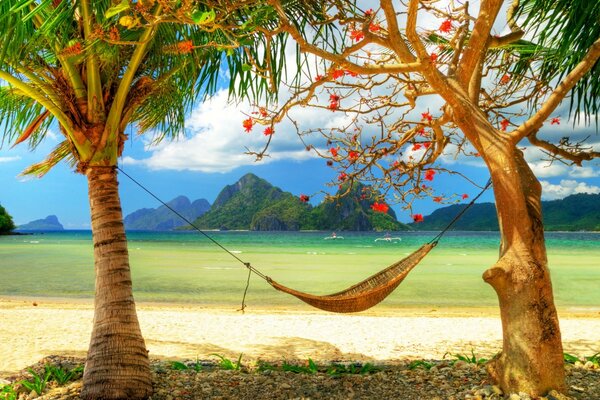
118,166 -> 492,313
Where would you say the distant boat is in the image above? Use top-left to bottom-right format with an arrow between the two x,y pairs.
374,234 -> 401,242
324,232 -> 344,240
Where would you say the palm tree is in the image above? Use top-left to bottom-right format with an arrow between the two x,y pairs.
0,1 -> 319,398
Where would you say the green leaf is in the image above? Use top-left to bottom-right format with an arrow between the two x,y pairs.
105,0 -> 130,19
190,9 -> 216,25
563,353 -> 580,364
169,361 -> 189,370
241,64 -> 252,72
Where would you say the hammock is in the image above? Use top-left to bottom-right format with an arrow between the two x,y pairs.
266,243 -> 435,313
118,166 -> 491,314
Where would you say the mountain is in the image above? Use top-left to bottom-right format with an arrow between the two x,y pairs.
193,174 -> 304,230
0,204 -> 16,234
124,196 -> 210,231
191,173 -> 410,231
307,183 -> 407,231
18,215 -> 64,231
411,193 -> 600,231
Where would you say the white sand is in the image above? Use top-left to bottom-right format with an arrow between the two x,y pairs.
1,298 -> 599,376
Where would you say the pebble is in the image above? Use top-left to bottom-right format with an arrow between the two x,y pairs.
2,355 -> 598,400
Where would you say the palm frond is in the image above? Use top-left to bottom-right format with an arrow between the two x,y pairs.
511,0 -> 600,123
20,139 -> 75,177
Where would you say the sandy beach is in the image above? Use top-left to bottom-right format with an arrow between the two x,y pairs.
1,298 -> 599,377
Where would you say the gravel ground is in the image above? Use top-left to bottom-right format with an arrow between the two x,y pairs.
2,356 -> 599,400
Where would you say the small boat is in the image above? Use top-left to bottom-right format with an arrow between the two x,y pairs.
374,234 -> 401,242
324,232 -> 344,240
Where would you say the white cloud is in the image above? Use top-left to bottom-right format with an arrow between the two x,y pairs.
540,179 -> 600,200
0,156 -> 21,164
569,166 -> 600,178
124,89 -> 335,173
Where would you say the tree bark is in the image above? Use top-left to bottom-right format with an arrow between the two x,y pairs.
81,166 -> 152,400
483,147 -> 565,396
434,78 -> 566,396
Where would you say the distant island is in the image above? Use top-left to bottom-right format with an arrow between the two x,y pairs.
124,196 -> 210,231
18,215 -> 64,231
411,193 -> 600,231
187,173 -> 410,232
0,203 -> 16,234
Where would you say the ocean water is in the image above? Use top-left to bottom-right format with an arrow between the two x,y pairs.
1,230 -> 598,309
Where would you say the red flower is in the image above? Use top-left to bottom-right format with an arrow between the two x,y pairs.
412,143 -> 422,151
500,118 -> 510,132
424,169 -> 436,181
430,53 -> 438,64
462,193 -> 469,199
329,94 -> 340,102
474,152 -> 480,157
421,111 -> 433,122
263,127 -> 274,136
423,142 -> 431,149
551,117 -> 560,125
259,108 -> 268,117
177,40 -> 194,54
369,23 -> 381,32
299,194 -> 310,202
345,69 -> 358,77
338,172 -> 347,181
329,148 -> 338,157
439,19 -> 452,33
417,127 -> 427,136
433,196 -> 443,203
326,160 -> 333,167
350,29 -> 364,42
315,74 -> 324,81
500,74 -> 511,85
365,8 -> 374,16
348,151 -> 359,161
328,101 -> 339,111
412,214 -> 424,223
371,202 -> 389,213
242,118 -> 253,133
331,68 -> 345,79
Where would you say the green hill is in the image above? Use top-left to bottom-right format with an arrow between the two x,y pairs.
190,174 -> 410,231
0,204 -> 16,234
411,193 -> 600,231
307,183 -> 407,231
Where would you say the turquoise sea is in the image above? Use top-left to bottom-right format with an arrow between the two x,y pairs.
1,230 -> 599,310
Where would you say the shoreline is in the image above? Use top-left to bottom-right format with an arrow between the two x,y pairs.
2,297 -> 599,377
2,295 -> 600,318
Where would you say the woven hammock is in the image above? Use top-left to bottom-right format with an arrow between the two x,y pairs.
118,167 -> 492,315
266,243 -> 435,313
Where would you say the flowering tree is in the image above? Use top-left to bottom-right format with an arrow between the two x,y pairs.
245,0 -> 600,396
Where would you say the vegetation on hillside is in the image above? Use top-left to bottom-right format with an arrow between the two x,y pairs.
0,204 -> 16,234
411,194 -> 600,231
191,174 -> 410,231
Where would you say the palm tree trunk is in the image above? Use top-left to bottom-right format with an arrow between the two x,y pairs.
81,166 -> 152,400
483,150 -> 565,396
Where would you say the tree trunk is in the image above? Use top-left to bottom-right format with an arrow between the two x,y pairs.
483,149 -> 565,396
81,166 -> 152,400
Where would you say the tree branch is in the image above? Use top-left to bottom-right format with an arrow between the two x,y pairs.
527,133 -> 600,166
456,0 -> 503,90
510,38 -> 600,142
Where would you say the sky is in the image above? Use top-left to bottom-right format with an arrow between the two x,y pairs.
1,89 -> 598,228
1,4 -> 599,228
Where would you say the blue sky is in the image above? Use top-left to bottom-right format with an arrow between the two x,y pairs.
1,88 -> 598,228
